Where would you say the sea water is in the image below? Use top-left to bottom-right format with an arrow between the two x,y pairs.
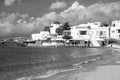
0,45 -> 113,80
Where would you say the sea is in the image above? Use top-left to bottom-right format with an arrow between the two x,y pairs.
0,45 -> 115,80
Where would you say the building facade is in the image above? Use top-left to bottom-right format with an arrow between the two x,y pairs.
70,24 -> 91,40
30,20 -> 120,47
110,20 -> 120,39
89,22 -> 109,39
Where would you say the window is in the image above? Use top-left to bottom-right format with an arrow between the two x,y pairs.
112,30 -> 115,33
119,35 -> 120,38
99,31 -> 107,38
63,31 -> 71,35
113,24 -> 115,27
117,29 -> 120,33
100,31 -> 103,36
80,31 -> 87,35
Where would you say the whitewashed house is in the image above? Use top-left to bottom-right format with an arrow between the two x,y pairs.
69,22 -> 109,47
89,22 -> 109,39
88,22 -> 109,47
30,21 -> 111,47
70,24 -> 91,40
110,20 -> 120,39
31,31 -> 49,40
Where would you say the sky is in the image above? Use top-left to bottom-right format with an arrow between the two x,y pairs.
0,0 -> 120,38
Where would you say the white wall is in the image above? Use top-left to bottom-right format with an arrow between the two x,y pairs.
50,23 -> 61,34
31,31 -> 49,40
110,26 -> 120,39
70,25 -> 90,40
31,33 -> 41,40
112,20 -> 120,26
110,20 -> 120,39
70,26 -> 78,39
90,27 -> 109,39
70,23 -> 109,40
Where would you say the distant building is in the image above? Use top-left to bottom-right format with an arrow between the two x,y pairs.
13,37 -> 27,42
110,20 -> 120,39
31,31 -> 49,40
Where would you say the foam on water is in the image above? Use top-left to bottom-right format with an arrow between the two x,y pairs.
18,57 -> 105,80
16,67 -> 80,80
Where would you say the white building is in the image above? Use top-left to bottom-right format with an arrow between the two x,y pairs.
70,24 -> 91,40
89,22 -> 109,39
31,31 -> 49,40
30,21 -> 112,47
50,22 -> 62,34
112,20 -> 120,26
70,22 -> 109,47
110,20 -> 120,39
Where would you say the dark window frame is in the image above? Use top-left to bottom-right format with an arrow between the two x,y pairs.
79,31 -> 87,35
117,29 -> 120,33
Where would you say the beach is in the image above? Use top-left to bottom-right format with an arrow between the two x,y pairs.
32,45 -> 120,80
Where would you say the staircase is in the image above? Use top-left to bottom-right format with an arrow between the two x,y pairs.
91,39 -> 101,47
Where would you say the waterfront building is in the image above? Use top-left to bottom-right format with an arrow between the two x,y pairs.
89,22 -> 109,39
88,22 -> 109,47
30,21 -> 120,47
70,24 -> 90,40
110,20 -> 120,39
31,31 -> 49,40
62,24 -> 91,46
42,35 -> 65,46
69,22 -> 109,47
70,22 -> 102,40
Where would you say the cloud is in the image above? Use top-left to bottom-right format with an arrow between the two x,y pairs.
59,1 -> 120,24
4,0 -> 22,6
50,1 -> 67,10
1,1 -> 120,38
0,13 -> 43,37
45,1 -> 120,25
64,1 -> 85,12
41,12 -> 63,22
0,12 -> 63,37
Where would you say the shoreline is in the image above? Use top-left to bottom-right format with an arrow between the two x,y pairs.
6,43 -> 120,80
35,45 -> 120,80
110,43 -> 120,49
16,48 -> 114,80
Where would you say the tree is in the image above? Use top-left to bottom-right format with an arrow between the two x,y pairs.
102,22 -> 109,27
62,22 -> 71,30
56,27 -> 64,35
44,26 -> 50,32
